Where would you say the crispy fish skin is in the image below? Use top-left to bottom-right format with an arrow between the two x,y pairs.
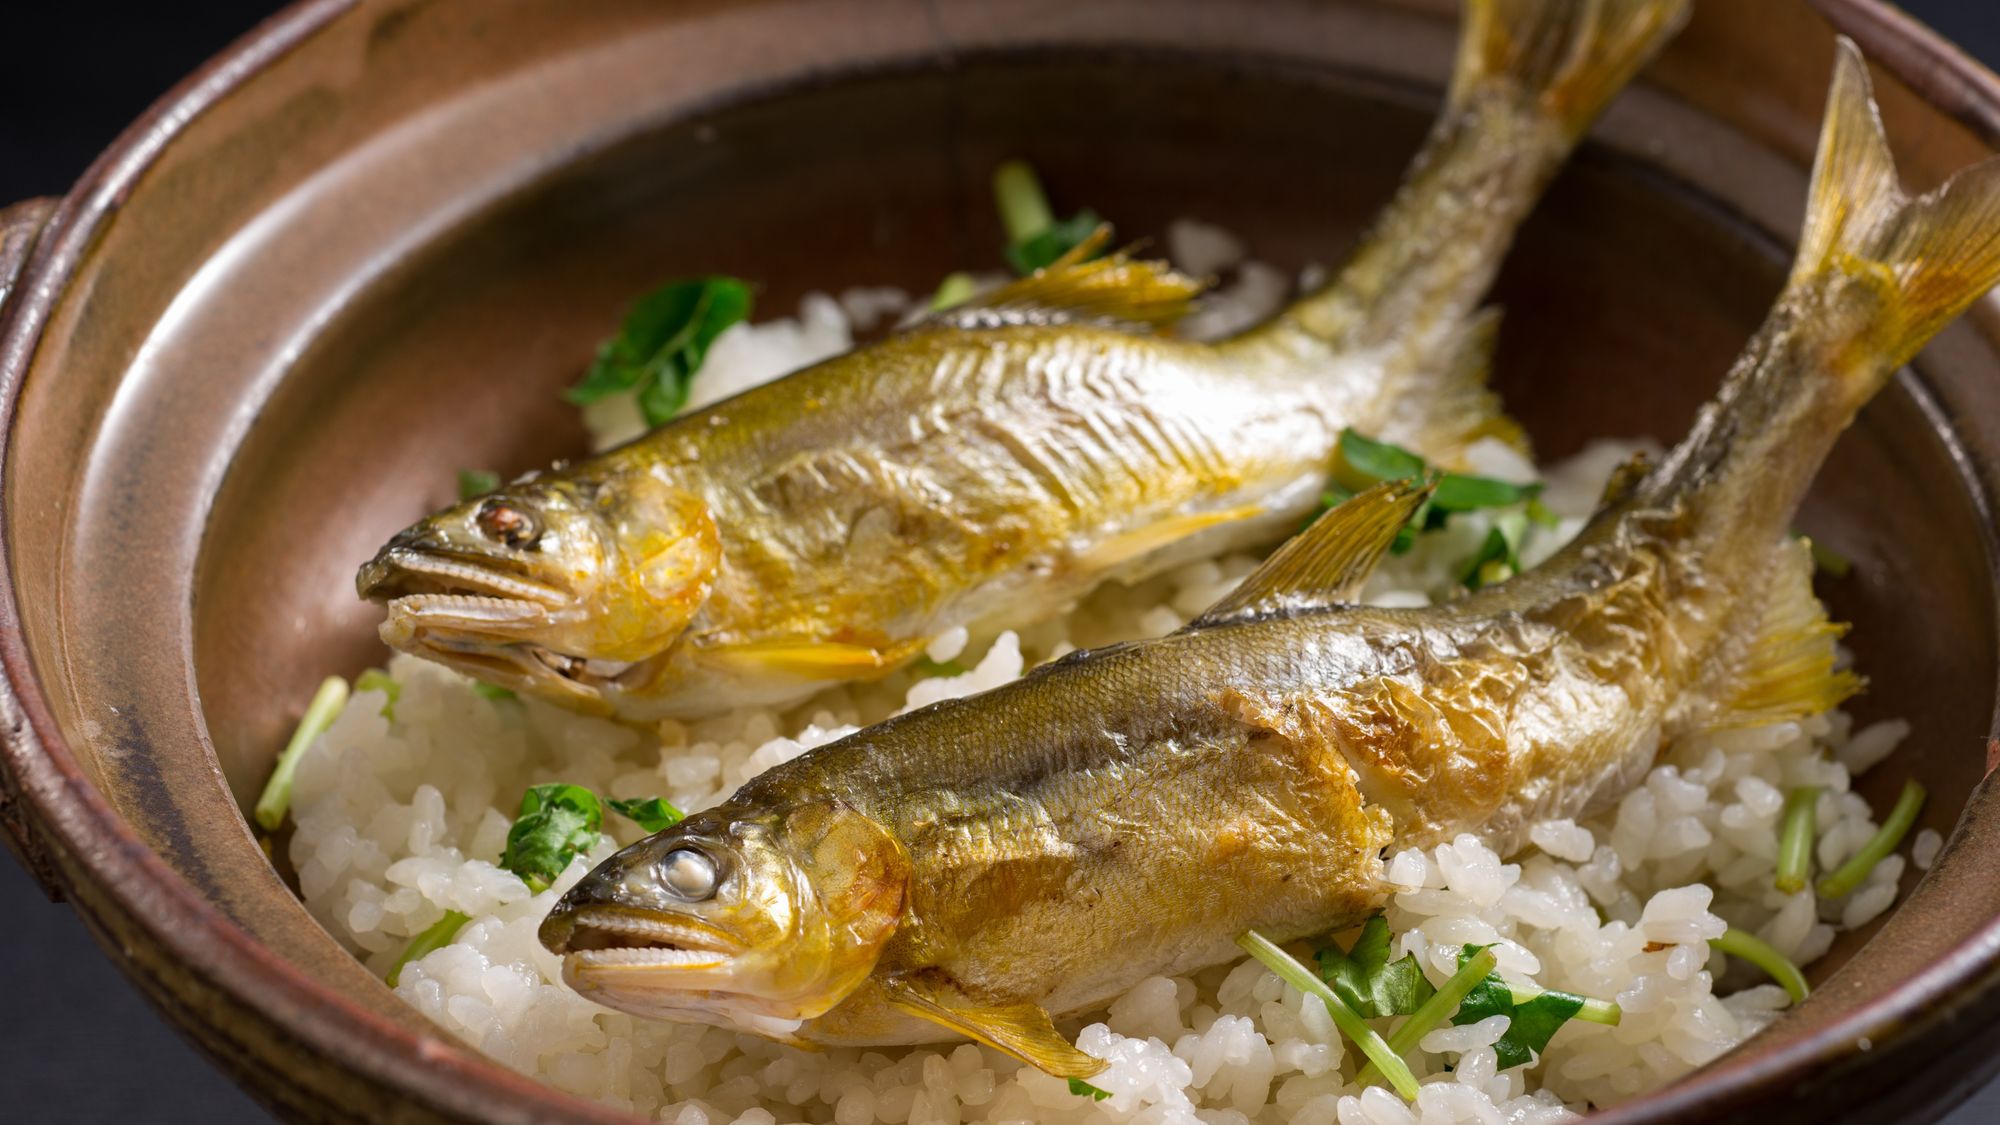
356,0 -> 1690,720
540,39 -> 2000,1075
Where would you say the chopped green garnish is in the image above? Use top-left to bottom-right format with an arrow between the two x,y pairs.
914,656 -> 969,678
1332,430 -> 1427,492
1818,779 -> 1927,899
473,681 -> 516,702
1505,983 -> 1620,1026
993,160 -> 1104,274
457,469 -> 500,502
387,910 -> 470,988
1356,944 -> 1496,1086
930,272 -> 978,312
567,276 -> 753,427
1461,509 -> 1531,591
1238,930 -> 1419,1101
354,668 -> 400,720
500,783 -> 605,892
1067,1079 -> 1111,1101
1525,496 -> 1560,530
608,796 -> 685,834
1452,945 -> 1591,1069
254,675 -> 351,831
1709,927 -> 1809,1003
1325,430 -> 1545,569
1316,914 -> 1436,1019
1775,786 -> 1820,895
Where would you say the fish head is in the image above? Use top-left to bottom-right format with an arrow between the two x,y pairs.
355,472 -> 721,710
539,798 -> 909,1034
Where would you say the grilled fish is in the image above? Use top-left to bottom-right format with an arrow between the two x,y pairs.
356,0 -> 1689,720
538,41 -> 2000,1075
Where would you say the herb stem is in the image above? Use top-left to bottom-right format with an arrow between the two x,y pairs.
254,675 -> 349,831
929,272 -> 977,311
387,910 -> 470,988
1356,945 -> 1497,1087
1506,984 -> 1621,1026
1818,780 -> 1926,899
1238,931 -> 1419,1101
1709,927 -> 1809,1003
1775,786 -> 1820,895
993,160 -> 1055,244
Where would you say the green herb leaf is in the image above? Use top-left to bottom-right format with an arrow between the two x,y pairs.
1810,540 -> 1853,579
1334,429 -> 1428,490
1316,914 -> 1436,1018
1451,945 -> 1587,1069
1430,474 -> 1539,513
457,469 -> 501,502
1357,945 -> 1496,1087
354,668 -> 400,720
608,796 -> 685,834
1461,509 -> 1531,591
387,910 -> 470,988
1067,1079 -> 1111,1101
1525,496 -> 1560,530
473,681 -> 516,702
501,783 -> 604,891
1005,210 -> 1106,275
567,277 -> 753,428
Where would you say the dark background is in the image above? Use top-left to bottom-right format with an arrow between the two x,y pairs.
3,2 -> 1999,1122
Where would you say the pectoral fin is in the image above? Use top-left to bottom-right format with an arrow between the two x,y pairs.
1189,480 -> 1433,628
1706,537 -> 1863,729
1079,503 -> 1265,573
703,637 -> 926,680
882,977 -> 1106,1078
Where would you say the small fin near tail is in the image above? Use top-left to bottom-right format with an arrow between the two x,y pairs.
1787,39 -> 2000,379
1452,0 -> 1692,140
928,227 -> 1207,333
1707,537 -> 1862,730
1189,479 -> 1435,628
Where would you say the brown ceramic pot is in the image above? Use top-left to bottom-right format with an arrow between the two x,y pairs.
4,0 -> 2000,1121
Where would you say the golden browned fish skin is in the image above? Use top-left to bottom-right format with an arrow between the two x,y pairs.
539,39 -> 2000,1075
356,0 -> 1690,720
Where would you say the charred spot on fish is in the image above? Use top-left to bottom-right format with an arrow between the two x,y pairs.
477,499 -> 542,549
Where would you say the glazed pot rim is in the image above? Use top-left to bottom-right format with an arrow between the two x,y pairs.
0,0 -> 1995,1121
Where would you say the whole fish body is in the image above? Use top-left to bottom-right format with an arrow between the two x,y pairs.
539,38 -> 2000,1076
355,0 -> 1691,721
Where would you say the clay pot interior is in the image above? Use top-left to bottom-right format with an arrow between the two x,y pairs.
8,1 -> 2000,1120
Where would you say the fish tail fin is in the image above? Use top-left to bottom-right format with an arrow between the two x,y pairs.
1453,0 -> 1691,140
1788,39 -> 2000,395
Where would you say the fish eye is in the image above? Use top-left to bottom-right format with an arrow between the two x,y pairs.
659,847 -> 718,901
476,500 -> 541,550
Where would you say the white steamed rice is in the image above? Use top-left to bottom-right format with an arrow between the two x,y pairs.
286,224 -> 1920,1124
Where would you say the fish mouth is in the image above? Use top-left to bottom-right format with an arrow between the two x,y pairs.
359,547 -> 567,608
550,908 -> 745,972
360,550 -> 643,701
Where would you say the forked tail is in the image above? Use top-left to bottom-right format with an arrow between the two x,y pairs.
1788,38 -> 2000,402
1453,0 -> 1692,140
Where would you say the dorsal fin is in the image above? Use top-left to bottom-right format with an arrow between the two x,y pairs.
1189,479 -> 1435,628
1597,450 -> 1653,509
926,226 -> 1207,333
